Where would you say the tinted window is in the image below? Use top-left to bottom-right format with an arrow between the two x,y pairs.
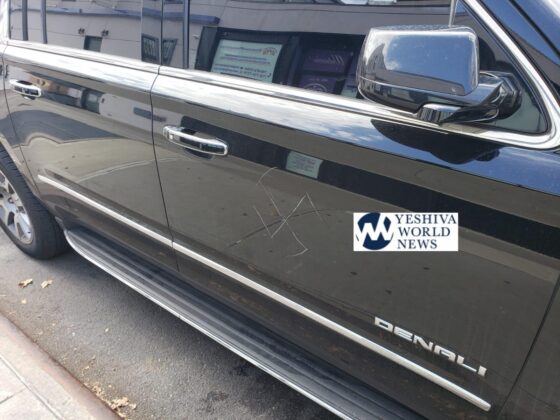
161,0 -> 546,134
9,0 -> 161,63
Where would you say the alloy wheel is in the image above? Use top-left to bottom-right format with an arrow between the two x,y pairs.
0,168 -> 33,244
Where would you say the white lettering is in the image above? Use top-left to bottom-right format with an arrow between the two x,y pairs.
413,335 -> 434,351
456,355 -> 478,373
355,217 -> 392,244
374,317 -> 393,332
394,327 -> 413,342
374,317 -> 486,378
434,345 -> 456,362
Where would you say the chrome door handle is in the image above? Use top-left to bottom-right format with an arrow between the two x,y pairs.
163,126 -> 228,156
9,79 -> 42,98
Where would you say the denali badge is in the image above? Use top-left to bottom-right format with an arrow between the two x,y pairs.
375,317 -> 487,377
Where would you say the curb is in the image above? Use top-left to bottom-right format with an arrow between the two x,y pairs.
0,314 -> 118,419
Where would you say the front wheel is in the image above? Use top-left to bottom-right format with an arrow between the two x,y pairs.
0,148 -> 67,259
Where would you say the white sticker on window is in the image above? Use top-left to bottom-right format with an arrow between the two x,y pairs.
285,151 -> 323,179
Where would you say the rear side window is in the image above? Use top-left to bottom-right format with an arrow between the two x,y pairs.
160,0 -> 546,134
8,0 -> 159,63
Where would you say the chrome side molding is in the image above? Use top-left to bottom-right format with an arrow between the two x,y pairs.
171,241 -> 491,412
63,231 -> 355,420
38,174 -> 173,248
39,174 -> 491,412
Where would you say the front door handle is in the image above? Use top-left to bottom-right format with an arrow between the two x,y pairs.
9,79 -> 42,98
163,126 -> 228,156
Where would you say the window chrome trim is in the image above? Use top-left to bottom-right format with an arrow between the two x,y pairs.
40,174 -> 491,412
157,0 -> 559,150
4,0 -> 558,148
463,0 -> 560,145
6,39 -> 160,73
38,175 -> 173,248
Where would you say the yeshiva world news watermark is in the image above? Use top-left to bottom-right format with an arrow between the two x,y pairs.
353,212 -> 458,252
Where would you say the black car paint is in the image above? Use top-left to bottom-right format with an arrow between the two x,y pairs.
0,1 -> 559,419
148,69 -> 560,419
2,47 -> 177,271
482,0 -> 560,100
502,286 -> 560,419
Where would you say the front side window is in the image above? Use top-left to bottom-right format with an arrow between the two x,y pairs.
160,0 -> 546,134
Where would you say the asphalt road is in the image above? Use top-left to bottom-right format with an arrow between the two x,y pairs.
0,232 -> 336,419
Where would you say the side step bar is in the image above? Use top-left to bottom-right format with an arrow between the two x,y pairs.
65,228 -> 420,420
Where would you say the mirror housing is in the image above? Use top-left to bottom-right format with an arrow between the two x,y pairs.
357,26 -> 520,124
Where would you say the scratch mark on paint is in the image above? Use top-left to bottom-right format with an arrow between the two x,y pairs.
289,234 -> 309,257
250,166 -> 329,256
306,192 -> 325,224
254,167 -> 310,256
253,205 -> 272,237
257,166 -> 277,184
227,208 -> 324,248
271,194 -> 306,238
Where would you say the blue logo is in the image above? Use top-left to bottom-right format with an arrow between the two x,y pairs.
355,212 -> 393,250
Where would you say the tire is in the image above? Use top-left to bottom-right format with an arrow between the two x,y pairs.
0,147 -> 68,259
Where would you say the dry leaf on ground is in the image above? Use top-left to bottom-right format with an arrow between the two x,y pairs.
111,396 -> 137,418
18,279 -> 33,288
110,397 -> 130,410
88,383 -> 136,418
91,384 -> 104,398
41,280 -> 53,289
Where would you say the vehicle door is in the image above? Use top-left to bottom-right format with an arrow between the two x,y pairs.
3,0 -> 176,268
152,0 -> 560,417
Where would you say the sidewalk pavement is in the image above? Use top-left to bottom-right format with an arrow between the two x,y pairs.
0,314 -> 117,419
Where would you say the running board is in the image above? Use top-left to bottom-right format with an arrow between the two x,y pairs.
65,228 -> 420,420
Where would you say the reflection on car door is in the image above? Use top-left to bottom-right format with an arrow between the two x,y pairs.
151,2 -> 560,417
3,0 -> 175,269
151,75 -> 560,417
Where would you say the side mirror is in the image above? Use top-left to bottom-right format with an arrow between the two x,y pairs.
357,26 -> 520,124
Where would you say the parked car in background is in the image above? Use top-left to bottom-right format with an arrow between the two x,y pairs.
1,0 -> 559,418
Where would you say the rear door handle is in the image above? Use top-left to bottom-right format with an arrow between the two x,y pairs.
9,79 -> 42,98
163,126 -> 228,156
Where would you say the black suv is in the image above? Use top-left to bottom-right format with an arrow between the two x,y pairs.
1,0 -> 559,418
